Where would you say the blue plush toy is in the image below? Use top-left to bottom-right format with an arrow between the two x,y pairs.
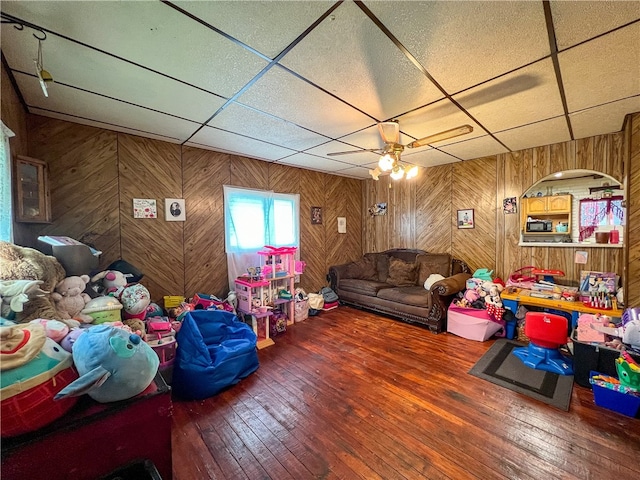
54,324 -> 159,403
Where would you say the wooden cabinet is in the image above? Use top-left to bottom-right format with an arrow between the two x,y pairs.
523,194 -> 571,214
522,194 -> 572,234
13,155 -> 51,223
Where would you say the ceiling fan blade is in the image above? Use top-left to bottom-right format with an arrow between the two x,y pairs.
378,121 -> 399,144
327,148 -> 382,157
406,125 -> 473,149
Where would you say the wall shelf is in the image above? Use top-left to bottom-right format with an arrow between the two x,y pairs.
518,242 -> 623,248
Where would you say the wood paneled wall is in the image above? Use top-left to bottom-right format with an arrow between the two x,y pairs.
12,113 -> 361,302
628,113 -> 640,307
364,127 -> 633,291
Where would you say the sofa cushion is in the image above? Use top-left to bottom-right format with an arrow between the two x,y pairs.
386,257 -> 418,287
377,286 -> 430,308
340,278 -> 390,296
345,256 -> 377,280
416,253 -> 451,285
365,253 -> 389,282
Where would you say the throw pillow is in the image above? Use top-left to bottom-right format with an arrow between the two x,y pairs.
345,257 -> 377,280
416,254 -> 451,285
386,257 -> 417,287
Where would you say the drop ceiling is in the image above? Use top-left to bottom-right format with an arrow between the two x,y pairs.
1,1 -> 639,179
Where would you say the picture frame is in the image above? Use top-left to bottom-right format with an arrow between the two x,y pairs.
503,197 -> 517,214
133,198 -> 157,219
457,209 -> 474,229
165,198 -> 186,222
311,206 -> 323,225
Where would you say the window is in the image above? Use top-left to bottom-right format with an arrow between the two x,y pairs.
578,196 -> 624,241
223,186 -> 299,254
0,122 -> 15,242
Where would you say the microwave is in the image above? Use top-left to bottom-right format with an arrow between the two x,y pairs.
526,220 -> 552,232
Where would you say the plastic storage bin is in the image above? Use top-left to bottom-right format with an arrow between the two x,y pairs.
571,330 -> 640,388
590,372 -> 640,417
447,305 -> 503,341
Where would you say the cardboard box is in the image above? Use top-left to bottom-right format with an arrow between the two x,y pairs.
37,236 -> 100,276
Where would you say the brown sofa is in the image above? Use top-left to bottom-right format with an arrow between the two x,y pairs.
328,249 -> 471,333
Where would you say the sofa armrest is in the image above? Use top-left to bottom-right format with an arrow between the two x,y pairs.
328,263 -> 353,291
430,272 -> 471,296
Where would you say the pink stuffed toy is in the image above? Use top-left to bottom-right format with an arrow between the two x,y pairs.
115,283 -> 151,321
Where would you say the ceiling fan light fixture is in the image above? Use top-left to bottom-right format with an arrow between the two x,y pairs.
390,165 -> 405,180
378,153 -> 395,171
405,165 -> 419,179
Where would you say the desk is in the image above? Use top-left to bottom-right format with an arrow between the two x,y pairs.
501,289 -> 622,329
1,372 -> 172,480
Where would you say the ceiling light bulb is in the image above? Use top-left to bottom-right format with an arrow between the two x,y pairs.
390,165 -> 405,180
405,165 -> 419,179
369,167 -> 381,181
378,153 -> 394,171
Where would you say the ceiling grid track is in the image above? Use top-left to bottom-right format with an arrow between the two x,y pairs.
542,0 -> 574,140
355,0 -> 512,153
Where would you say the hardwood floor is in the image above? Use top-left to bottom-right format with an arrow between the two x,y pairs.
171,306 -> 640,479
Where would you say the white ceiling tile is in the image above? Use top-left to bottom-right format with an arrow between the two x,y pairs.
400,148 -> 458,168
208,103 -> 329,151
237,66 -> 375,138
189,125 -> 297,161
1,0 -> 268,98
1,28 -> 226,124
454,59 -> 564,132
365,1 -> 550,93
331,166 -> 372,179
279,1 -> 444,120
550,0 -> 640,50
28,108 -> 183,144
570,96 -> 640,139
495,117 -> 571,152
172,1 -> 337,59
15,72 -> 200,141
305,140 -> 381,166
276,153 -> 352,172
394,99 -> 484,145
438,135 -> 509,161
559,22 -> 640,112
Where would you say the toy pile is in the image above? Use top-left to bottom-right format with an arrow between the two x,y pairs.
0,242 -> 160,438
452,268 -> 507,330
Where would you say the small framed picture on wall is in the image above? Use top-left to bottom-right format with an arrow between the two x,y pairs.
457,209 -> 474,229
311,206 -> 323,225
165,198 -> 186,221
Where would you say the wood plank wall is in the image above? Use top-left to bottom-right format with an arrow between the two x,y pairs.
13,115 -> 361,303
363,129 -> 632,292
628,113 -> 640,307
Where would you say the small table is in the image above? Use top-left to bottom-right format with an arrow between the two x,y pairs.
501,289 -> 623,329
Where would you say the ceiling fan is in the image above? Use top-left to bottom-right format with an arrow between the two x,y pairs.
328,121 -> 473,180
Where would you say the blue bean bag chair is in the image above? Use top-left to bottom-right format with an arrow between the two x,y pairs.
172,310 -> 259,400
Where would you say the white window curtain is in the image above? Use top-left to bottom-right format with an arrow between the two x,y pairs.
223,185 -> 299,292
0,122 -> 15,243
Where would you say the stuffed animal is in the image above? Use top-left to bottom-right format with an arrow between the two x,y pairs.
0,242 -> 71,325
29,318 -> 70,343
0,279 -> 48,320
114,283 -> 151,335
1,322 -> 79,436
54,324 -> 159,403
52,275 -> 93,324
90,270 -> 128,295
